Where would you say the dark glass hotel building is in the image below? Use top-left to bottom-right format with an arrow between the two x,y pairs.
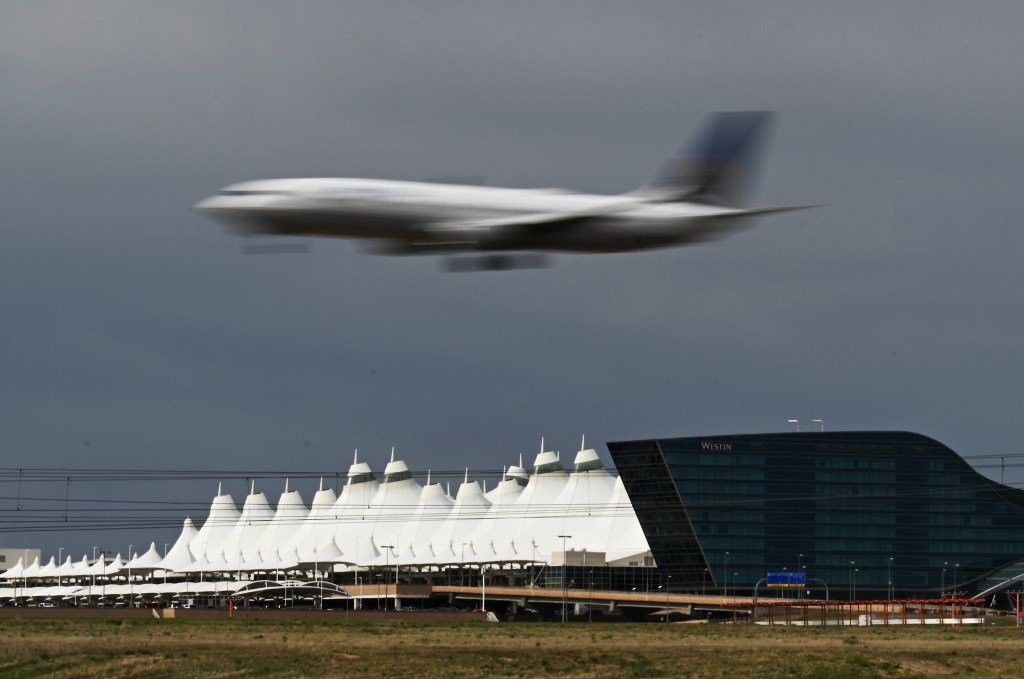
608,431 -> 1024,599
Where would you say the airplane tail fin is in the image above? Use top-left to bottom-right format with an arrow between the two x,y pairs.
640,111 -> 775,206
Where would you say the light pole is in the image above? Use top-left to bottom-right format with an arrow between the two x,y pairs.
941,561 -> 947,598
314,544 -> 321,611
481,564 -> 486,613
888,557 -> 894,600
531,539 -> 538,588
461,542 -> 467,587
58,547 -> 64,587
848,561 -> 854,600
703,568 -> 707,596
798,554 -> 805,600
953,563 -> 959,598
128,545 -> 134,608
90,547 -> 97,606
101,550 -> 107,606
723,552 -> 730,598
812,419 -> 824,431
382,545 -> 394,614
558,534 -> 572,623
664,575 -> 672,624
787,419 -> 800,432
588,569 -> 593,623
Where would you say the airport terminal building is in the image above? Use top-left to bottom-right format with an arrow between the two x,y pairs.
6,430 -> 1024,610
609,431 -> 1024,600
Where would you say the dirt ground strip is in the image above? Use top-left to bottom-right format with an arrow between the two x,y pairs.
0,613 -> 1022,678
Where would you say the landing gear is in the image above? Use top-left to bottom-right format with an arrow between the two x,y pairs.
441,254 -> 552,272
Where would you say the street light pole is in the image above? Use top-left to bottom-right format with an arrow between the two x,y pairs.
798,554 -> 805,600
788,419 -> 800,432
888,557 -> 894,600
812,419 -> 824,431
665,575 -> 672,624
382,545 -> 394,615
314,544 -> 320,611
128,544 -> 134,608
461,542 -> 467,587
481,564 -> 486,614
558,535 -> 572,623
588,569 -> 593,623
724,552 -> 730,598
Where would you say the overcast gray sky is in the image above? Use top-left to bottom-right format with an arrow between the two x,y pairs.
3,1 -> 1024,556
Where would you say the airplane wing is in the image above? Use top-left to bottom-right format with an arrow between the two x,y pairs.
701,204 -> 819,219
423,198 -> 646,236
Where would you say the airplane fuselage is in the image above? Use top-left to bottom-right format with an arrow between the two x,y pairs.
195,112 -> 803,261
196,178 -> 745,254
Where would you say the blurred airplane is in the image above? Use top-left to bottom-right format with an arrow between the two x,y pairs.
195,111 -> 809,271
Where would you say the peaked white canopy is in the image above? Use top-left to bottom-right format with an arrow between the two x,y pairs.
21,557 -> 42,579
68,554 -> 93,578
60,444 -> 650,575
159,517 -> 199,573
85,554 -> 124,577
53,555 -> 75,578
254,485 -> 309,561
188,489 -> 241,564
126,542 -> 164,572
284,481 -> 338,563
0,558 -> 25,580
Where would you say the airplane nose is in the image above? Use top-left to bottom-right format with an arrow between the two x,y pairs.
193,196 -> 226,213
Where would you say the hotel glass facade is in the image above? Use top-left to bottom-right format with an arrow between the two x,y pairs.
608,431 -> 1024,599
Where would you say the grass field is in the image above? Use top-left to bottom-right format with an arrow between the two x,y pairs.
0,613 -> 1022,678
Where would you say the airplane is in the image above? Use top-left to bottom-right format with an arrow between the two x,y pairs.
194,111 -> 809,271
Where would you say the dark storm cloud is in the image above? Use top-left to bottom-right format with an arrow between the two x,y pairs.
2,1 -> 1023,554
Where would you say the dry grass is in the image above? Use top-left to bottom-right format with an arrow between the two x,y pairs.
0,614 -> 1022,678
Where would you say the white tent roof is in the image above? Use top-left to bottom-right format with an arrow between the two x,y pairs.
85,554 -> 124,577
283,480 -> 338,563
126,542 -> 164,571
45,443 -> 652,577
35,556 -> 59,579
554,448 -> 619,554
53,555 -> 75,578
253,482 -> 309,562
603,476 -> 651,561
420,476 -> 490,566
252,547 -> 299,572
21,557 -> 42,579
295,537 -> 346,568
332,457 -> 381,559
188,487 -> 241,563
218,484 -> 275,564
489,450 -> 569,562
333,534 -> 379,569
1,557 -> 25,580
67,554 -> 93,578
179,549 -> 228,574
399,480 -> 454,563
485,463 -> 528,502
467,470 -> 527,552
367,457 -> 424,554
159,517 -> 199,573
